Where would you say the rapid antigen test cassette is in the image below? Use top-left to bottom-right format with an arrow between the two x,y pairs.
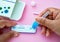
11,25 -> 36,33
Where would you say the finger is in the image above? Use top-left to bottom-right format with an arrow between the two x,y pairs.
47,15 -> 53,20
36,17 -> 54,29
53,10 -> 60,19
0,24 -> 5,29
0,16 -> 11,20
46,29 -> 50,37
39,7 -> 59,17
39,8 -> 49,17
39,7 -> 58,17
47,7 -> 59,19
41,26 -> 46,35
55,12 -> 60,20
5,20 -> 17,27
0,31 -> 19,42
0,20 -> 16,28
0,20 -> 6,28
47,7 -> 59,12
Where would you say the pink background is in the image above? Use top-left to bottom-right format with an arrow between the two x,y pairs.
10,0 -> 60,42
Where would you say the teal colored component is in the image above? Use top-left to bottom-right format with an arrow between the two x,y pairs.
32,21 -> 39,29
4,10 -> 8,13
8,7 -> 10,9
0,7 -> 2,10
1,11 -> 3,13
4,7 -> 6,9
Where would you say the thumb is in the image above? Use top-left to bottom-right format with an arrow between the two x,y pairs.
0,31 -> 17,42
36,17 -> 54,29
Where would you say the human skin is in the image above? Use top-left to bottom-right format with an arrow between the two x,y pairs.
36,7 -> 60,36
0,16 -> 19,42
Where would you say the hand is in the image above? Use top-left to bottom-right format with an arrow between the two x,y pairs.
0,16 -> 16,28
0,16 -> 19,42
36,7 -> 60,36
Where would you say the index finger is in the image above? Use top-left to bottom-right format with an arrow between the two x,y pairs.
0,16 -> 11,21
39,8 -> 49,17
39,7 -> 58,17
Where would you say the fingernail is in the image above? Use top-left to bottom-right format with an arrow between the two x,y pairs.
13,32 -> 19,37
46,29 -> 50,37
